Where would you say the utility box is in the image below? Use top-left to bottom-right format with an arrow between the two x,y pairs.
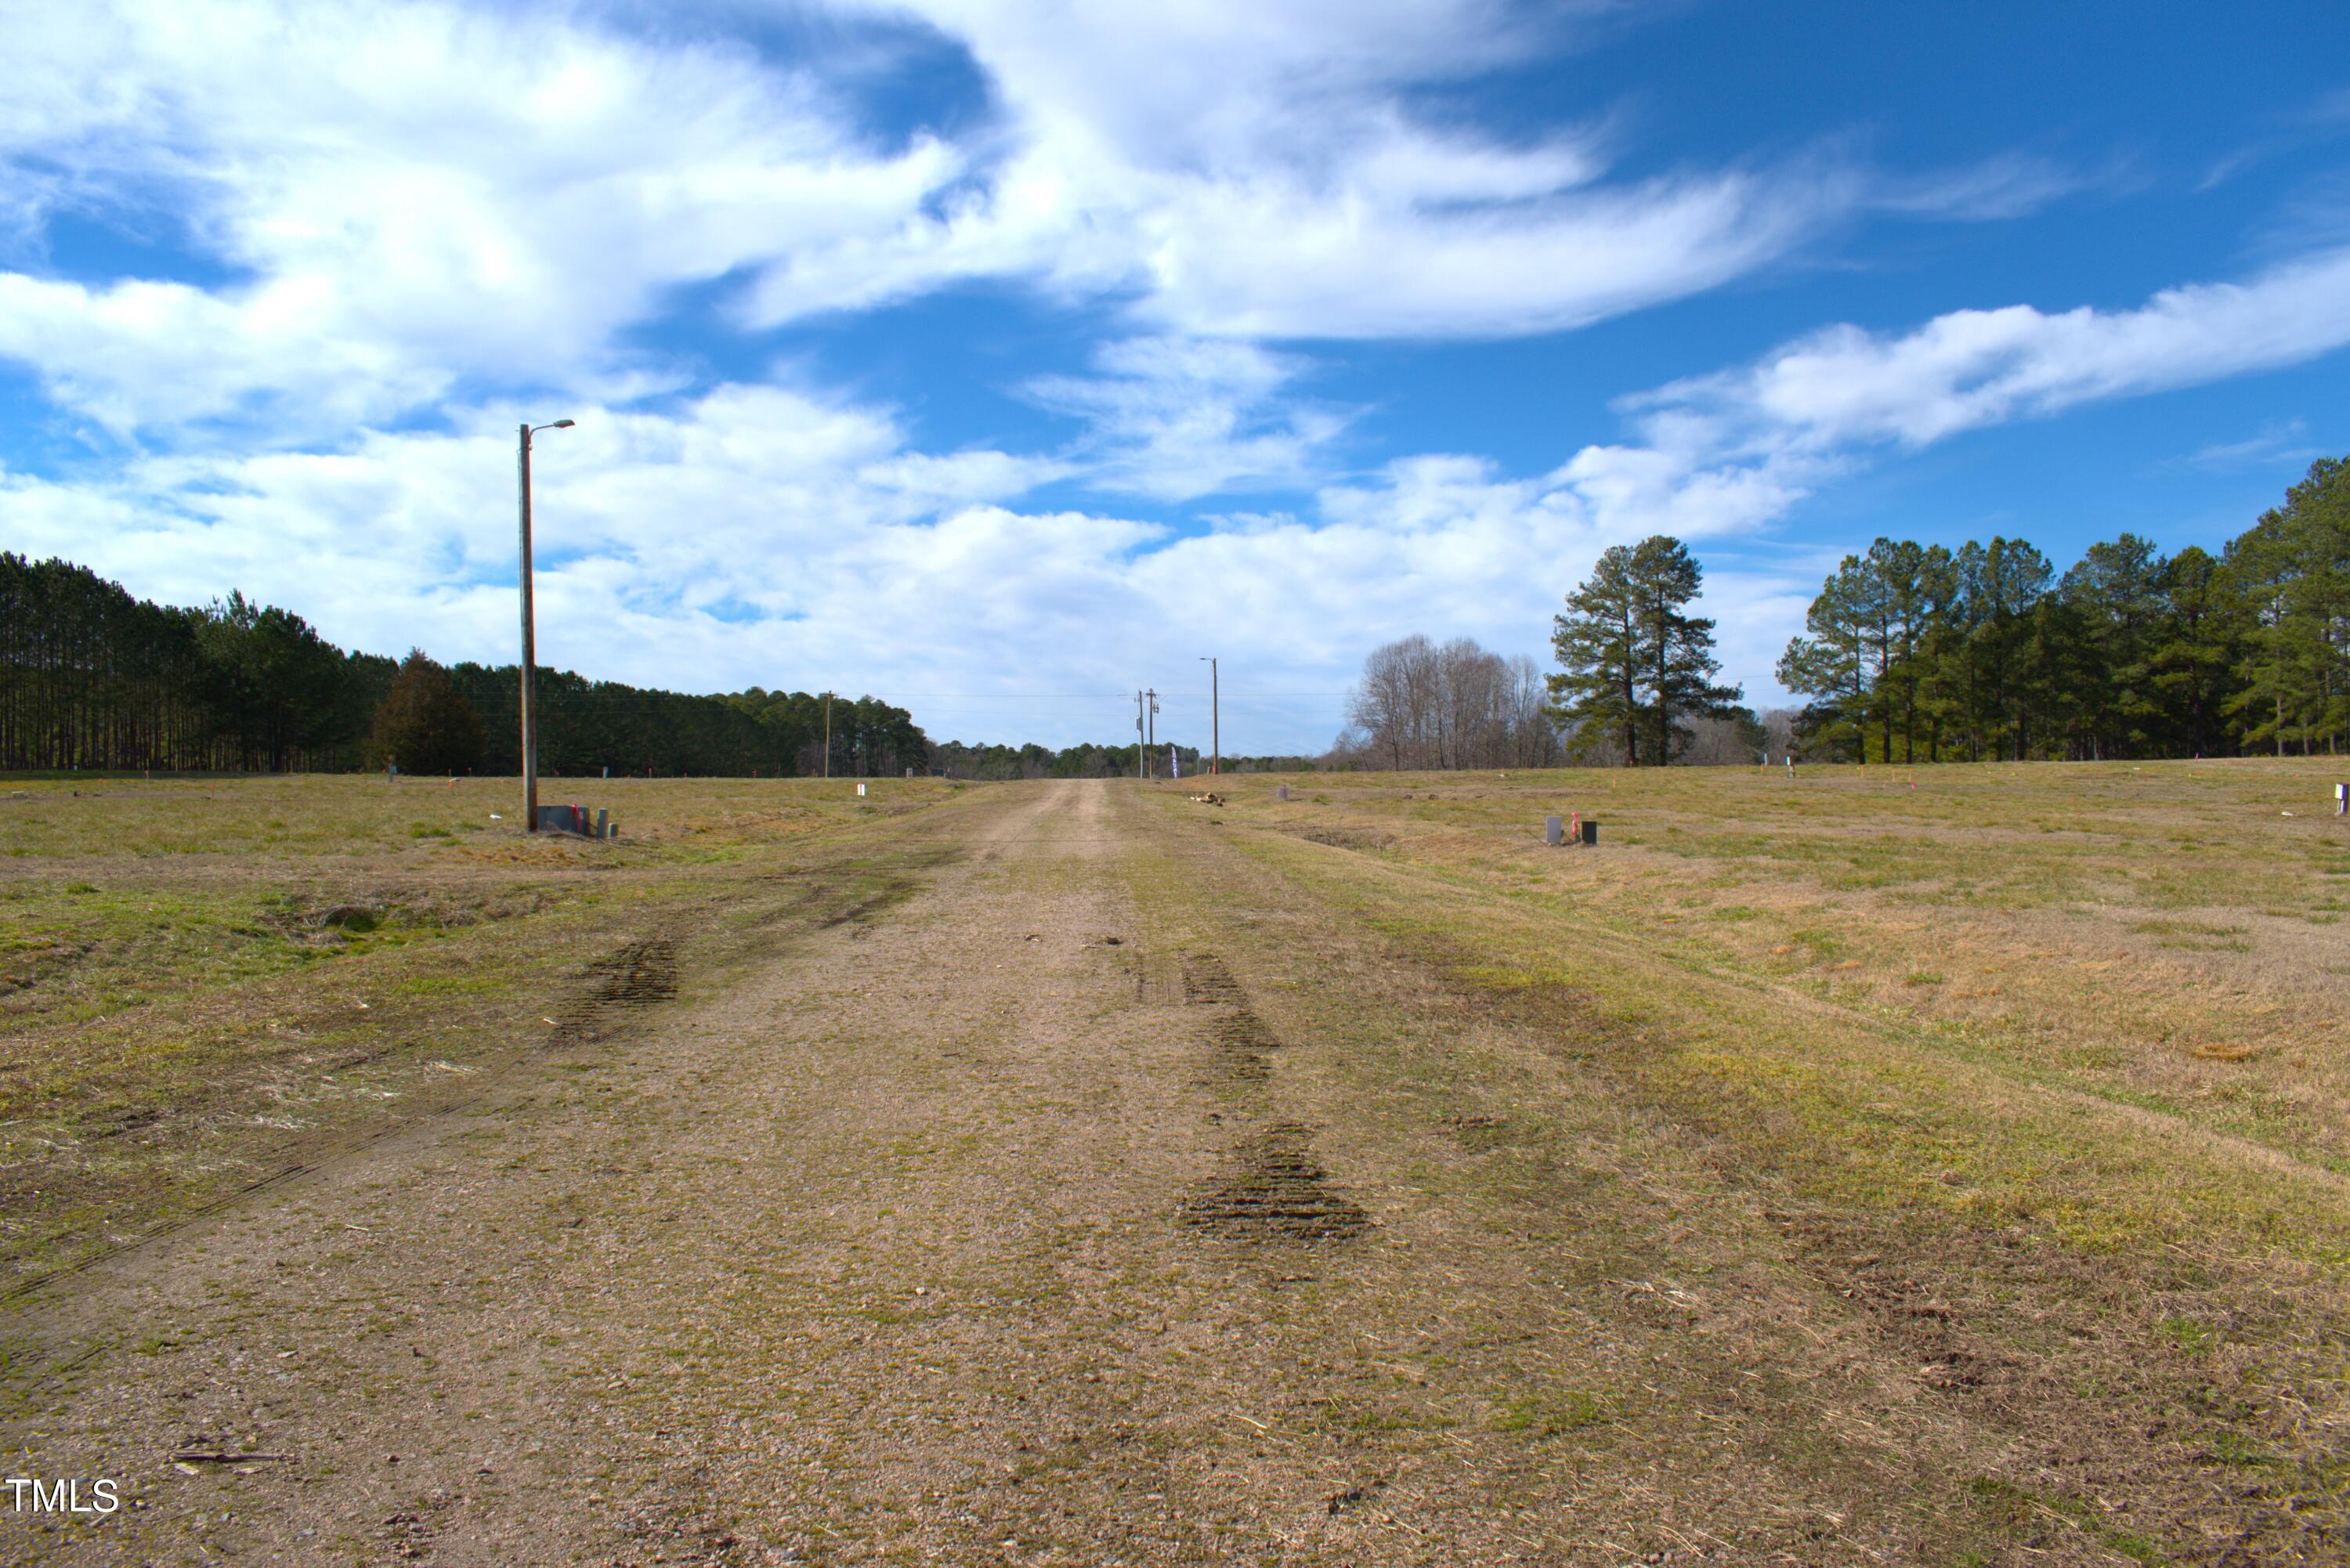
1581,819 -> 1599,847
1545,814 -> 1564,845
535,804 -> 600,837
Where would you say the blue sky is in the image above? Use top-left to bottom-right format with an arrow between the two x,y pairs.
3,2 -> 2347,753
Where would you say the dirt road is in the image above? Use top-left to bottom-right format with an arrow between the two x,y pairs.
0,781 -> 2286,1564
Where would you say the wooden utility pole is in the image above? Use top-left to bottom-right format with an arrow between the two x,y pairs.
1145,688 -> 1158,778
1201,656 -> 1218,775
516,418 -> 573,831
519,425 -> 536,829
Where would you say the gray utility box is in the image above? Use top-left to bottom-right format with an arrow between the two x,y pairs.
535,804 -> 613,839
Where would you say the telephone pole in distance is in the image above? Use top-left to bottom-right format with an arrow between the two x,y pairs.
1199,656 -> 1218,776
517,417 -> 575,831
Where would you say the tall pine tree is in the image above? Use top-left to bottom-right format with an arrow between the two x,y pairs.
1551,535 -> 1739,764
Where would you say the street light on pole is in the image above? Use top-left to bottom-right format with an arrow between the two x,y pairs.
518,418 -> 575,832
1199,656 -> 1217,776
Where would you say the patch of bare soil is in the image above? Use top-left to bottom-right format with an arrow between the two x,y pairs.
1181,1122 -> 1372,1241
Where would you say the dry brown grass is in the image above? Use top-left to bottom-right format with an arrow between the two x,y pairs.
0,773 -> 961,1289
1198,759 -> 2350,1187
1120,759 -> 2350,1559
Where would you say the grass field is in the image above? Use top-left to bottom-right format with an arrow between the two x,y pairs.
0,773 -> 959,1284
2,760 -> 2345,1563
1209,757 -> 2350,1246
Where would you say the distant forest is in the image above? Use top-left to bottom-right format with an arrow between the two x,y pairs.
0,555 -> 927,777
1777,457 -> 2349,761
928,739 -> 1321,779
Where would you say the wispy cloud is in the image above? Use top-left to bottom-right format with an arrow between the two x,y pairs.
2164,418 -> 2323,473
1874,152 -> 2097,222
2197,85 -> 2350,191
1624,245 -> 2350,454
1023,338 -> 1351,500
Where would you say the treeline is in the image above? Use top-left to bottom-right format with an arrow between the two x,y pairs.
1780,457 -> 2349,761
0,555 -> 929,777
932,739 -> 1169,779
1,555 -> 394,771
439,672 -> 926,779
1333,634 -> 1563,769
931,739 -> 1215,779
928,739 -> 1321,779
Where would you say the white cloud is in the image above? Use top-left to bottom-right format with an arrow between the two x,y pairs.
5,373 -> 1818,742
1629,244 -> 2350,454
750,0 -> 1860,339
8,2 -> 2348,747
2164,418 -> 2323,474
1022,337 -> 1350,500
0,0 -> 1832,449
4,378 -> 1750,745
0,0 -> 957,439
1,382 -> 1146,710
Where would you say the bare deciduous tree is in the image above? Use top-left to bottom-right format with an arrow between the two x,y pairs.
1336,636 -> 1560,769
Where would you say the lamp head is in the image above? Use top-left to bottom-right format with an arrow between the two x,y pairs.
551,419 -> 575,428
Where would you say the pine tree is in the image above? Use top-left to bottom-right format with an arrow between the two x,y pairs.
1551,536 -> 1739,764
1630,537 -> 1741,763
372,650 -> 484,775
2146,546 -> 2240,757
1779,554 -> 1871,760
1549,545 -> 1644,764
2059,533 -> 2167,758
2225,458 -> 2348,754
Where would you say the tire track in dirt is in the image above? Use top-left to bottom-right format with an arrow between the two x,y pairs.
1173,950 -> 1371,1239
